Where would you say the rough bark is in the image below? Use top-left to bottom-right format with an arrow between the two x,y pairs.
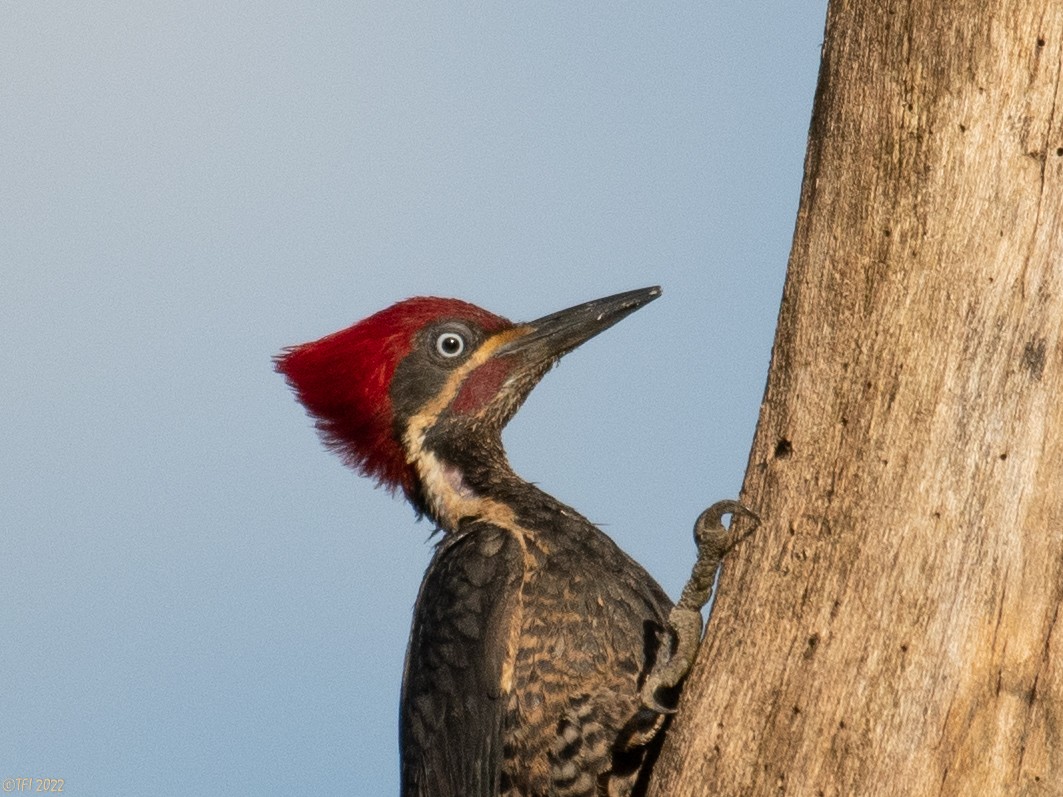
648,1 -> 1063,795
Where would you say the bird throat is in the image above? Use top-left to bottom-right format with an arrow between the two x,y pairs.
410,446 -> 518,533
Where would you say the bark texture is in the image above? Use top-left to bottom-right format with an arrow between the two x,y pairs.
649,1 -> 1063,795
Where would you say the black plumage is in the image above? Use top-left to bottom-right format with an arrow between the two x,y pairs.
400,484 -> 672,797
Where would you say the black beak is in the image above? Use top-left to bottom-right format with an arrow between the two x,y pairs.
498,286 -> 662,362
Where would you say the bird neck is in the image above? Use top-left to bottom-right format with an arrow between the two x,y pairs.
407,433 -> 530,534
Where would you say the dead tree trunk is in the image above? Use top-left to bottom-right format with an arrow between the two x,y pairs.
648,2 -> 1063,795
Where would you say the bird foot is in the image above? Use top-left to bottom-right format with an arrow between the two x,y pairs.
640,500 -> 759,714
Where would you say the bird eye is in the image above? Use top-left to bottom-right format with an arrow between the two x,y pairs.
435,331 -> 466,359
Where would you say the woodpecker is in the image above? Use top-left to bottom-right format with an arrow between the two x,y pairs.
277,287 -> 755,797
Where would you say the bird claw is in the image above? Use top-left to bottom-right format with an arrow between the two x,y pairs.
693,500 -> 759,562
640,607 -> 702,713
640,500 -> 759,713
640,686 -> 679,716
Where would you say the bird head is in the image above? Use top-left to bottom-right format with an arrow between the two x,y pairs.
276,287 -> 661,518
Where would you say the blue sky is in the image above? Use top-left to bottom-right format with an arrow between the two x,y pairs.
2,3 -> 825,794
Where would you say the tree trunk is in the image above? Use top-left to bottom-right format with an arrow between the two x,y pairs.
648,2 -> 1063,795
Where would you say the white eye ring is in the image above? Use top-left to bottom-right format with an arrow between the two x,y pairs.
435,331 -> 466,358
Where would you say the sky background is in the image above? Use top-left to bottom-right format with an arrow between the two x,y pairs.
2,3 -> 826,794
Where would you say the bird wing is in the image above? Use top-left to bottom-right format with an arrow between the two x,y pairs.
399,521 -> 524,797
